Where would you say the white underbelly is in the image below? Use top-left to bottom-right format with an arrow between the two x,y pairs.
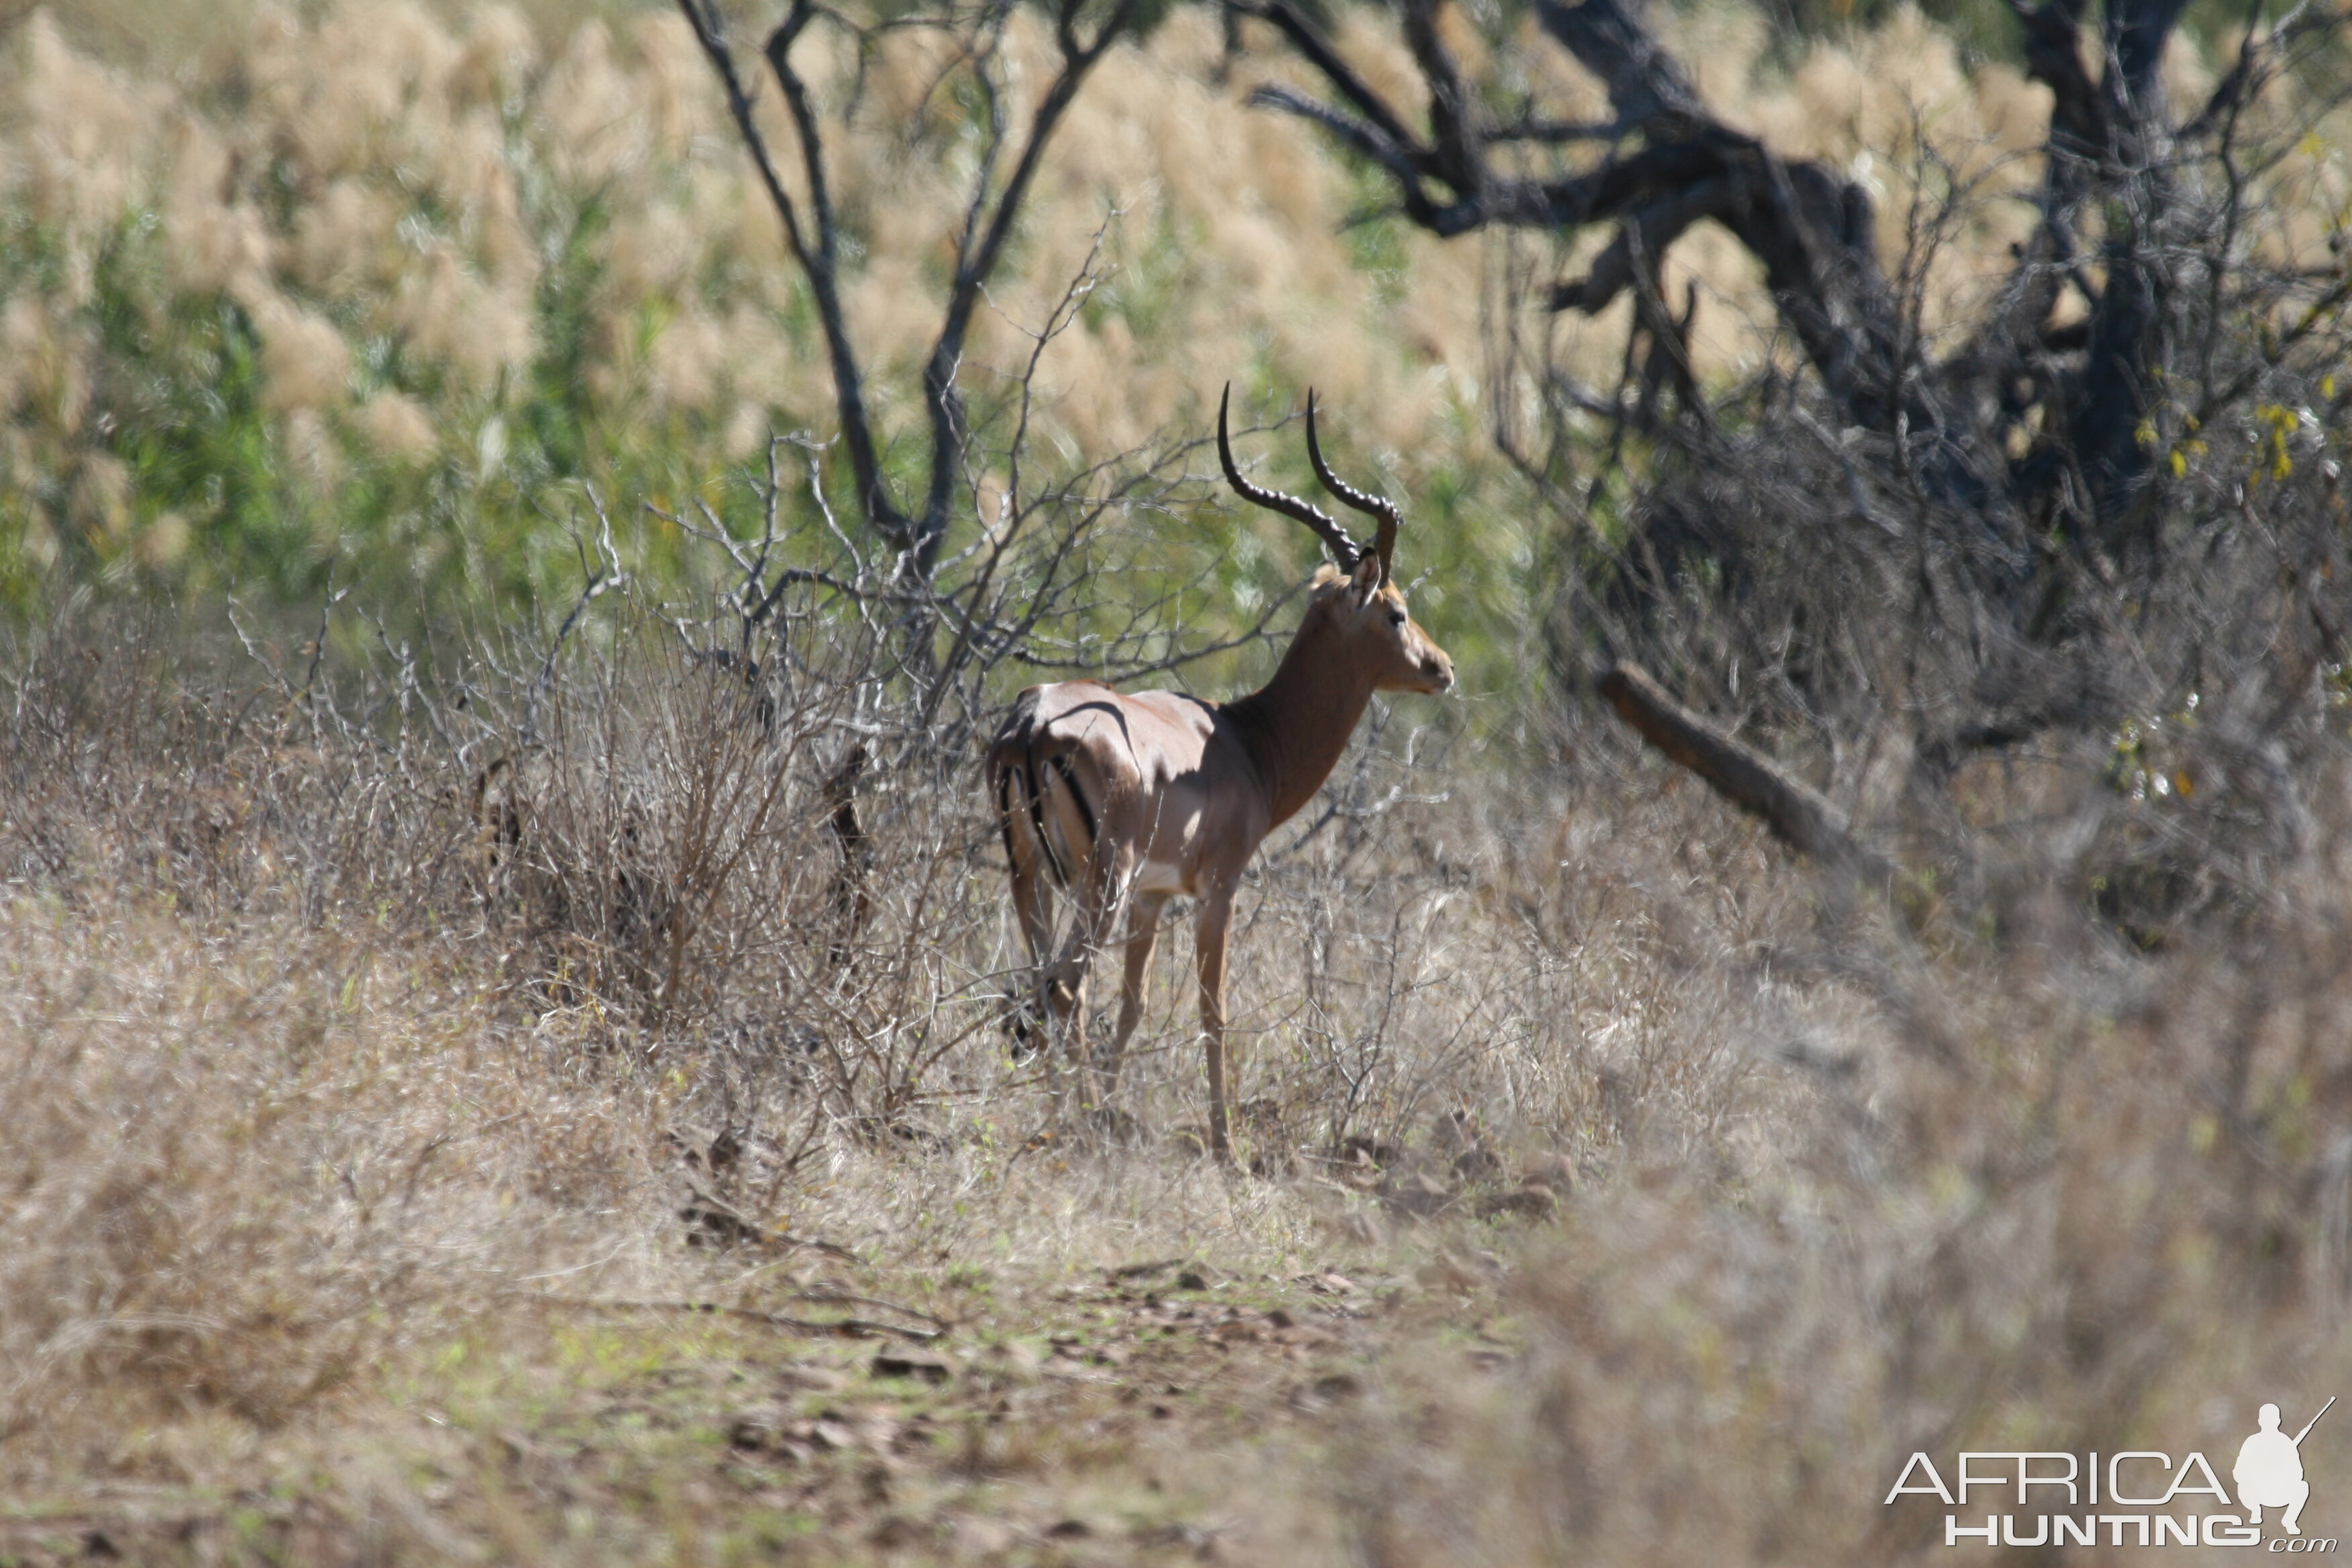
1134,859 -> 1187,895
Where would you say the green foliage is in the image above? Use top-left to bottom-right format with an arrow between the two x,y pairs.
0,0 -> 1567,704
93,246 -> 312,594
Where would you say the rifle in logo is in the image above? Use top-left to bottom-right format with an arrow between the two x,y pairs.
2239,1396 -> 2333,1536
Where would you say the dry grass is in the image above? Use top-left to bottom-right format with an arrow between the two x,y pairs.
0,594 -> 1780,1561
7,1 -> 2352,1562
6,568 -> 2351,1563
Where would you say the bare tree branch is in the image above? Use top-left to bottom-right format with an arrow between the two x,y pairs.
677,0 -> 905,548
684,0 -> 1146,591
914,0 -> 1146,575
1597,663 -> 1899,884
1248,0 -> 2341,554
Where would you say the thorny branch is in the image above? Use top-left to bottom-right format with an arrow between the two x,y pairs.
520,487 -> 626,750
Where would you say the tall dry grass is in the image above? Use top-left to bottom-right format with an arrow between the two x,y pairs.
9,498 -> 2352,1561
0,536 -> 1792,1477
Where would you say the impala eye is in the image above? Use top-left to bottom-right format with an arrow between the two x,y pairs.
1387,611 -> 1406,628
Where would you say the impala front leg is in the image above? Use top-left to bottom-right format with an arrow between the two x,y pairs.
1195,884 -> 1236,1163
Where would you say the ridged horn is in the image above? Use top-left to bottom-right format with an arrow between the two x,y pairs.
1218,383 -> 1366,572
1303,389 -> 1401,586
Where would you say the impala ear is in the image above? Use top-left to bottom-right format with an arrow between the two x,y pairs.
1347,554 -> 1382,605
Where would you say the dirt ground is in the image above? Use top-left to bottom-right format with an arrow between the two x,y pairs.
0,1150 -> 1537,1567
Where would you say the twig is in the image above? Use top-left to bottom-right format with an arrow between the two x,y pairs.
518,489 -> 626,749
682,1186 -> 861,1263
278,575 -> 353,748
521,1294 -> 944,1343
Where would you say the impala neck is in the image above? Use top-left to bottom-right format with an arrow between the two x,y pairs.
1224,600 -> 1378,830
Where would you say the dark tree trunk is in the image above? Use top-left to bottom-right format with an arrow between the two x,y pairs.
1246,0 -> 2255,550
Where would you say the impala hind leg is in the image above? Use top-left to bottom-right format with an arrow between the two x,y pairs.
998,766 -> 1061,1055
1054,850 -> 1136,1126
1096,891 -> 1169,1107
1029,889 -> 1098,1135
1006,866 -> 1060,1056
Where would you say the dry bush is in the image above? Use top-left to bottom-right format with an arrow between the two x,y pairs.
1198,0 -> 2352,1554
11,503 -> 2352,1561
0,583 -> 1446,1513
1306,767 -> 2352,1563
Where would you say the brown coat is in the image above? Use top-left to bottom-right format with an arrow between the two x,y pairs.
987,557 -> 1453,1158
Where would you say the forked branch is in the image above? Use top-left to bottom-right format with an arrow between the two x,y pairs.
1242,0 -> 2348,538
678,0 -> 901,548
1242,0 -> 1918,450
681,0 -> 1145,579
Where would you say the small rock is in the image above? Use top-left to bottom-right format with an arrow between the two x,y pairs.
1132,1520 -> 1216,1557
726,1415 -> 805,1464
1475,1185 -> 1559,1222
1521,1153 -> 1579,1195
1336,1134 -> 1403,1169
1451,1145 -> 1503,1183
780,1364 -> 850,1393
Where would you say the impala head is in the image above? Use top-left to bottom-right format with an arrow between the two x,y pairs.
1218,384 -> 1455,695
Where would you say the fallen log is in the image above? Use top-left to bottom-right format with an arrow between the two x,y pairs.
1596,663 -> 1898,886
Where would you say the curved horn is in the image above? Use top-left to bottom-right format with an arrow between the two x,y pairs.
1303,389 -> 1402,585
1218,384 -> 1365,571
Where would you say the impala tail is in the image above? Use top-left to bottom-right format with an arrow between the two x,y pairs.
985,693 -> 1108,1055
985,694 -> 1100,893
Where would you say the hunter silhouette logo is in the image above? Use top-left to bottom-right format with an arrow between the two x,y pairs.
1886,1396 -> 2339,1549
2239,1398 -> 2332,1537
